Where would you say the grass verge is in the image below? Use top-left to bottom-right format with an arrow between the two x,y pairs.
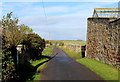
59,46 -> 82,59
42,46 -> 54,56
59,46 -> 119,81
76,58 -> 119,80
28,59 -> 48,81
29,46 -> 54,81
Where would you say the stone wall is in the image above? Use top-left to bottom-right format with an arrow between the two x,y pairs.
63,43 -> 86,53
63,44 -> 82,52
86,18 -> 120,69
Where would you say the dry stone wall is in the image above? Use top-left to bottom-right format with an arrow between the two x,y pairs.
86,18 -> 120,69
63,44 -> 82,52
63,43 -> 86,53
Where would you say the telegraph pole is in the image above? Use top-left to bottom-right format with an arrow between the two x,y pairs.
49,32 -> 51,41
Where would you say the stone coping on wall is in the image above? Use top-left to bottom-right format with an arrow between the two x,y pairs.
109,18 -> 120,23
89,17 -> 119,19
88,17 -> 120,23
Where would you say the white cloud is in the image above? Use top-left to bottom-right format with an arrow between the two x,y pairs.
45,6 -> 69,13
19,2 -> 114,26
19,15 -> 87,40
3,0 -> 120,2
2,2 -> 44,17
2,3 -> 70,18
2,2 -> 117,17
0,2 -> 2,18
19,15 -> 86,28
18,2 -> 118,40
33,26 -> 86,40
2,2 -> 119,40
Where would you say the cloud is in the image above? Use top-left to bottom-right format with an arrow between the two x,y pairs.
2,2 -> 44,17
2,2 -> 118,40
19,2 -> 114,27
33,26 -> 86,40
2,2 -> 70,18
18,2 -> 117,40
0,2 -> 2,18
19,15 -> 87,40
45,6 -> 69,14
3,0 -> 120,2
19,15 -> 86,28
2,2 -> 117,17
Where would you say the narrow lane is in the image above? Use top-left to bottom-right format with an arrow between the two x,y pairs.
41,46 -> 105,80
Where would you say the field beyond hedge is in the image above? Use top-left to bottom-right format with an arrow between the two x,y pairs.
50,40 -> 86,45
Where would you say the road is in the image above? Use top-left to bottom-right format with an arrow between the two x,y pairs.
41,46 -> 105,80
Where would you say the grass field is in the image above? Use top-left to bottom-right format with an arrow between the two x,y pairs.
59,46 -> 119,81
50,40 -> 86,45
29,46 -> 54,80
29,59 -> 48,80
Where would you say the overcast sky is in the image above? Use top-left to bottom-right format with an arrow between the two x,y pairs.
0,0 -> 119,40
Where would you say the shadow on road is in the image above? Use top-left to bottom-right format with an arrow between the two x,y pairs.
34,56 -> 52,72
18,55 -> 53,81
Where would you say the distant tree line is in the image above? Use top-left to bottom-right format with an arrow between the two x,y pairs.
0,12 -> 45,81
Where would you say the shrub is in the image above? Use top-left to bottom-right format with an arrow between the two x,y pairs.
1,12 -> 33,81
22,33 -> 45,60
59,43 -> 64,46
2,49 -> 17,81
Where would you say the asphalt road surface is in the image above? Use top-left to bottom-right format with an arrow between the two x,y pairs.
41,46 -> 105,80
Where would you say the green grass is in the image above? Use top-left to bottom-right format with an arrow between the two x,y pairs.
30,46 -> 54,80
42,46 -> 54,56
61,40 -> 86,45
50,40 -> 86,45
26,59 -> 47,81
59,46 -> 82,59
76,58 -> 119,80
30,59 -> 48,71
59,46 -> 119,81
28,59 -> 47,80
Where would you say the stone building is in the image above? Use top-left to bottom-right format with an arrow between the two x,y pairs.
86,8 -> 120,69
